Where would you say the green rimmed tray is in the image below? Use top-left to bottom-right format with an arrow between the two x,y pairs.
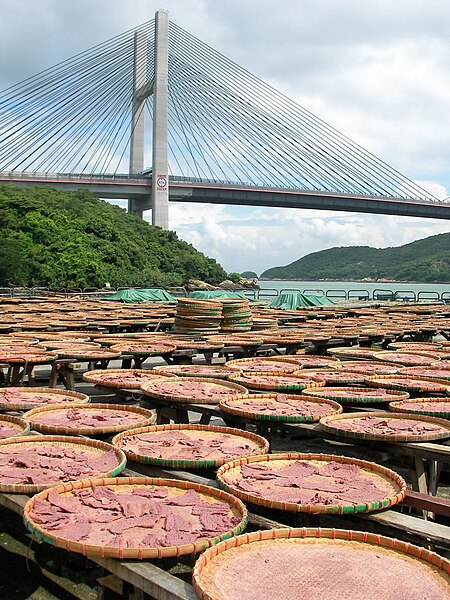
225,357 -> 299,373
23,476 -> 247,560
398,366 -> 450,381
140,377 -> 248,405
24,403 -> 156,436
219,393 -> 342,423
302,386 -> 409,404
338,360 -> 402,375
389,397 -> 450,419
227,372 -> 326,393
111,423 -> 269,468
193,527 -> 450,600
0,435 -> 126,493
365,374 -> 450,394
374,351 -> 438,366
320,411 -> 450,442
0,387 -> 89,411
108,343 -> 176,356
82,368 -> 176,389
0,414 -> 30,439
301,369 -> 366,385
216,453 -> 406,515
152,364 -> 236,379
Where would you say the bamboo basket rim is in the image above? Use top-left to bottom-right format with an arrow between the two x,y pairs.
23,403 -> 156,435
192,526 -> 450,600
389,397 -> 450,418
365,374 -> 450,393
228,371 -> 326,392
219,393 -> 343,423
23,476 -> 247,560
0,435 -> 126,492
0,387 -> 90,410
216,452 -> 406,515
139,377 -> 248,404
111,423 -> 269,467
302,386 -> 410,403
82,368 -> 176,389
0,414 -> 30,438
319,411 -> 450,442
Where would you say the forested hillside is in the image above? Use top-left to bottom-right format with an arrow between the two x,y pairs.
0,185 -> 227,288
261,233 -> 450,282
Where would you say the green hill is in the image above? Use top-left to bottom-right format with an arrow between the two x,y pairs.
0,184 -> 227,288
261,233 -> 450,282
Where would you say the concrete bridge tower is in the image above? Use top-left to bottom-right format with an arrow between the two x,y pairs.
128,9 -> 169,229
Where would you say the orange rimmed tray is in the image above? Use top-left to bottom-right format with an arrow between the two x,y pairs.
225,357 -> 299,373
23,476 -> 247,560
320,411 -> 450,442
24,403 -> 156,436
109,343 -> 176,356
219,393 -> 342,423
227,372 -> 326,393
151,364 -> 236,379
337,360 -> 402,375
302,386 -> 409,404
373,351 -> 438,367
0,387 -> 89,410
53,349 -> 121,361
82,368 -> 176,389
0,435 -> 126,493
111,423 -> 269,468
389,397 -> 450,419
193,527 -> 450,600
216,453 -> 406,515
0,414 -> 30,439
140,377 -> 248,405
365,374 -> 450,394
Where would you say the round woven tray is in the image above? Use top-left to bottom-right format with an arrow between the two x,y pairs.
301,369 -> 366,385
23,476 -> 247,560
219,393 -> 343,423
82,369 -> 175,389
364,374 -> 450,394
389,397 -> 450,419
54,349 -> 121,360
0,414 -> 30,439
216,453 -> 406,514
111,423 -> 269,468
151,365 -> 236,379
0,351 -> 58,364
320,411 -> 450,442
24,403 -> 156,436
327,347 -> 383,360
109,343 -> 176,356
140,377 -> 248,405
192,527 -> 450,600
338,360 -> 402,375
374,351 -> 438,366
0,435 -> 126,493
0,387 -> 89,411
225,358 -> 299,373
398,366 -> 450,381
302,386 -> 409,404
227,372 -> 326,392
288,355 -> 341,368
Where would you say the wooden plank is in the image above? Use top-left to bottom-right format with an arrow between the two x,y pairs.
401,490 -> 450,518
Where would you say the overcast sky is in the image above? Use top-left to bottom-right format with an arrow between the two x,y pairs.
1,0 -> 450,276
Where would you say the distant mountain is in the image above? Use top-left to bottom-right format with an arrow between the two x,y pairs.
260,233 -> 450,282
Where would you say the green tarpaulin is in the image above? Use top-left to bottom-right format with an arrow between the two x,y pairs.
104,288 -> 177,303
269,292 -> 333,310
188,290 -> 249,300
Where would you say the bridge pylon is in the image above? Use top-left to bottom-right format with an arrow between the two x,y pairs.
128,10 -> 169,228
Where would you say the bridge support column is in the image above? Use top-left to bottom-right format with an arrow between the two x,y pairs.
151,10 -> 169,229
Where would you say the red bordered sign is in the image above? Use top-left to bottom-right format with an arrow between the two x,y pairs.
156,175 -> 167,191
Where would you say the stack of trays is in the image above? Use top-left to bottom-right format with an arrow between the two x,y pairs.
174,298 -> 223,335
219,298 -> 253,332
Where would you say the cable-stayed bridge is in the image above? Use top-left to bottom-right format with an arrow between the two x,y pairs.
1,10 -> 449,226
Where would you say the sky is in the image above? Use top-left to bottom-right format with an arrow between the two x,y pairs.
1,0 -> 450,276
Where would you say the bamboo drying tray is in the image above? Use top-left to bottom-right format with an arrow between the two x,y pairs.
365,374 -> 450,394
319,411 -> 450,442
302,386 -> 409,404
389,397 -> 450,419
140,377 -> 248,405
24,403 -> 156,436
228,372 -> 326,392
193,527 -> 450,600
23,476 -> 247,560
216,453 -> 406,515
219,393 -> 342,423
112,423 -> 269,468
0,387 -> 89,411
0,414 -> 30,439
0,435 -> 126,493
82,368 -> 176,389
